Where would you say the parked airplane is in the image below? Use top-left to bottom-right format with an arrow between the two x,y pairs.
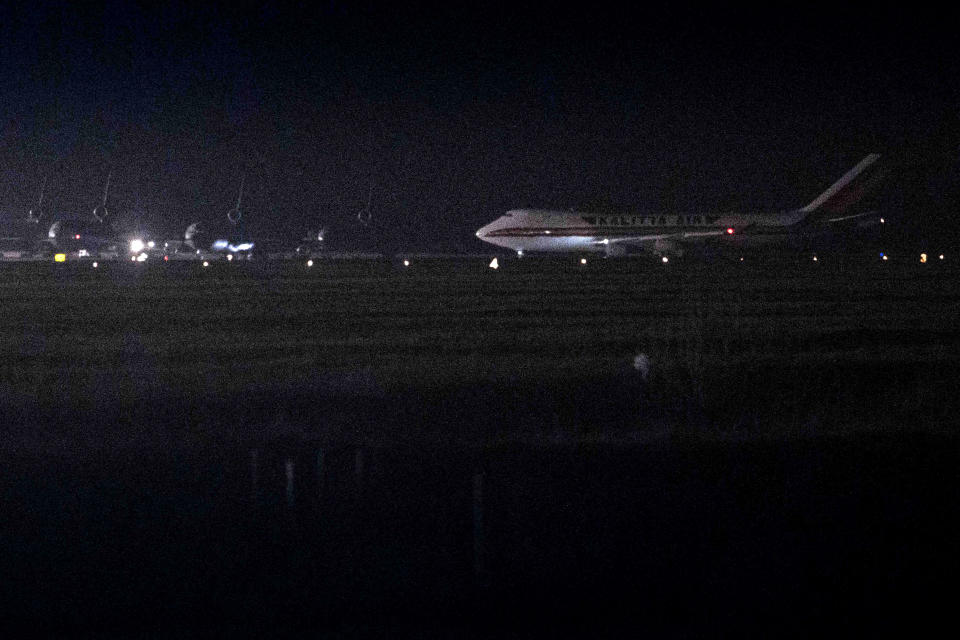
475,154 -> 886,257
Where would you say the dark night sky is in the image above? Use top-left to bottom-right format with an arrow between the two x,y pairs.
1,1 -> 957,250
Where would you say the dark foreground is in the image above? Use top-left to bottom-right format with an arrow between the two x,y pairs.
0,256 -> 958,635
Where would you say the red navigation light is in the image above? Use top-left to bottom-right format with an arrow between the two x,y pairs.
726,227 -> 735,235
75,234 -> 81,240
164,255 -> 169,261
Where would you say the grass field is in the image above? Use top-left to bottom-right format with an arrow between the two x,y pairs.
1,256 -> 958,451
2,256 -> 958,634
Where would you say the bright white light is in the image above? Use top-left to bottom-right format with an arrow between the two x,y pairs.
580,257 -> 587,265
882,255 -> 888,261
600,239 -> 609,245
202,261 -> 209,267
726,227 -> 735,235
517,250 -> 524,257
131,255 -> 137,262
317,236 -> 323,242
136,252 -> 148,262
227,254 -> 233,261
739,256 -> 744,262
939,254 -> 945,260
78,249 -> 89,257
812,256 -> 818,262
129,239 -> 145,253
212,240 -> 229,251
147,240 -> 155,249
920,253 -> 928,264
489,257 -> 499,269
307,260 -> 313,267
661,256 -> 668,263
880,217 -> 885,224
403,259 -> 410,267
92,262 -> 98,268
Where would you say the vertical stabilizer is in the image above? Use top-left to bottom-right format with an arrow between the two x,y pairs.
797,154 -> 884,216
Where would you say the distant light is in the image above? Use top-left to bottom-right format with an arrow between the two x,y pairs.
939,254 -> 945,260
78,249 -> 88,257
879,252 -> 885,258
131,255 -> 137,262
920,253 -> 927,263
74,234 -> 81,240
226,254 -> 233,261
136,252 -> 148,262
517,249 -> 524,257
317,235 -> 323,242
307,260 -> 313,267
882,255 -> 889,261
403,259 -> 410,267
600,239 -> 609,245
580,257 -> 587,265
661,256 -> 668,263
212,240 -> 229,251
489,257 -> 499,269
812,256 -> 818,262
196,250 -> 200,255
164,242 -> 168,249
544,230 -> 551,234
147,240 -> 155,249
739,256 -> 744,262
54,253 -> 66,262
726,227 -> 735,235
880,217 -> 885,224
164,255 -> 169,261
92,262 -> 98,268
130,239 -> 145,253
202,261 -> 209,267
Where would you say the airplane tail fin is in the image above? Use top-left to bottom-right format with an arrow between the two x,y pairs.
796,154 -> 886,222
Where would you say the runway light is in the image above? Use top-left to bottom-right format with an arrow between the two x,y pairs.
661,256 -> 669,263
202,261 -> 209,267
920,253 -> 928,263
307,260 -> 313,267
54,253 -> 66,262
489,257 -> 499,269
580,257 -> 587,265
130,239 -> 145,253
403,259 -> 410,267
